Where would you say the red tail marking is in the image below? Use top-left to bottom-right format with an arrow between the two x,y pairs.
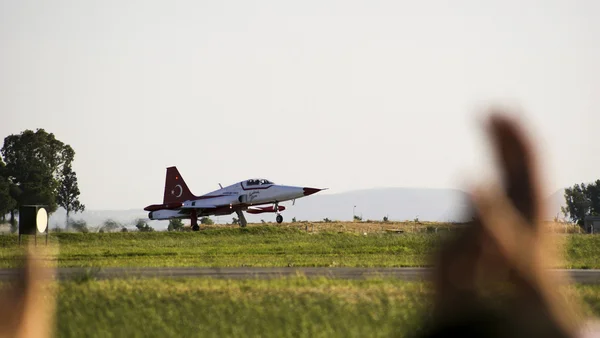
163,166 -> 196,204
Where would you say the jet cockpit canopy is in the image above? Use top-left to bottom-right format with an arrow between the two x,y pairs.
246,179 -> 274,186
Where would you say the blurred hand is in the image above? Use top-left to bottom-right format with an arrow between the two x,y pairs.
0,244 -> 57,338
420,110 -> 590,338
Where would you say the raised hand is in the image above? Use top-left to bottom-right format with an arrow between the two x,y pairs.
420,110 -> 589,338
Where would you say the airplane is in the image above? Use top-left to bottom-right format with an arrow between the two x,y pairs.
144,166 -> 326,231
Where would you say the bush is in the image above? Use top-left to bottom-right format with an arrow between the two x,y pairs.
69,219 -> 89,233
168,219 -> 184,231
101,219 -> 121,233
135,219 -> 154,232
200,217 -> 214,225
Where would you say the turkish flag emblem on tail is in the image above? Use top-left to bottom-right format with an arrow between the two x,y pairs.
163,166 -> 196,204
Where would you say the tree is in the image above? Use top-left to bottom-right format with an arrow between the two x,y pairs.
135,218 -> 154,232
562,180 -> 600,226
69,219 -> 89,233
231,217 -> 240,225
1,129 -> 80,224
168,218 -> 184,231
200,216 -> 214,225
101,219 -> 120,233
586,180 -> 600,216
0,159 -> 16,223
57,163 -> 85,229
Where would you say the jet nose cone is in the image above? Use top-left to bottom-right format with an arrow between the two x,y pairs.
303,187 -> 323,196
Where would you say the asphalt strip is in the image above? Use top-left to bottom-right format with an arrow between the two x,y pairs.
0,267 -> 599,283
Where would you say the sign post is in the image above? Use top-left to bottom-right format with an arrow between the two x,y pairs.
18,205 -> 49,246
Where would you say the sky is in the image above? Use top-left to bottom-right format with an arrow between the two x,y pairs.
1,0 -> 599,210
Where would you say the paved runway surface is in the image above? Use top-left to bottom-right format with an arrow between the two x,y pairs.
1,267 -> 600,283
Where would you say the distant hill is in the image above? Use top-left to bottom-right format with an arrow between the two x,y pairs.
44,187 -> 568,231
546,188 -> 567,220
281,187 -> 473,223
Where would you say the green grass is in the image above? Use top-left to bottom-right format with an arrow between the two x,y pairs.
565,235 -> 600,268
2,226 -> 600,269
51,277 -> 600,338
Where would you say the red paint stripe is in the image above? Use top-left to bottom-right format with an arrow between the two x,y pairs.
239,183 -> 273,191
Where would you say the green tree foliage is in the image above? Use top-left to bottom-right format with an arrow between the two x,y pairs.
135,218 -> 154,232
69,219 -> 89,233
200,216 -> 214,225
101,219 -> 121,233
1,129 -> 81,224
562,180 -> 600,225
167,218 -> 184,231
231,217 -> 240,225
0,159 -> 16,220
588,182 -> 600,216
57,164 -> 85,229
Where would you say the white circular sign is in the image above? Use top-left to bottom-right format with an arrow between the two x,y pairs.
36,208 -> 48,233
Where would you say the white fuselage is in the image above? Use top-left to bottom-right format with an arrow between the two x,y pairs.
184,181 -> 307,208
145,167 -> 324,226
148,179 -> 317,220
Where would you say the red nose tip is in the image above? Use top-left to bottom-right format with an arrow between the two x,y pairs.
303,187 -> 322,196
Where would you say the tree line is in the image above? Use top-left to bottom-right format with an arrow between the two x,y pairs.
0,128 -> 84,232
1,127 -> 597,233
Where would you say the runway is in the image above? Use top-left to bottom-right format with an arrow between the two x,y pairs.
1,267 -> 600,284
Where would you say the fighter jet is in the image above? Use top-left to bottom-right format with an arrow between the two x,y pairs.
144,166 -> 325,231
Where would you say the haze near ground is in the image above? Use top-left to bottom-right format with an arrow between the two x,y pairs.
41,187 -> 567,230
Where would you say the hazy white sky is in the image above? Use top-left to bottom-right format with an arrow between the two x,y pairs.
1,0 -> 598,210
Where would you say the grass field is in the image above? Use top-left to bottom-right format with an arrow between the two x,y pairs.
49,277 -> 600,338
3,222 -> 600,337
2,224 -> 599,269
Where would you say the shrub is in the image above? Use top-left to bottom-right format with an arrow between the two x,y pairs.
135,219 -> 154,232
168,219 -> 184,231
69,219 -> 89,233
101,219 -> 120,233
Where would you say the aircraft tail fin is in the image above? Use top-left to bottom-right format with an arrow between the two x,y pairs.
163,166 -> 196,204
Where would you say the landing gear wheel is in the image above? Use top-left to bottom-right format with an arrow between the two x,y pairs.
276,214 -> 283,224
192,225 -> 200,231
